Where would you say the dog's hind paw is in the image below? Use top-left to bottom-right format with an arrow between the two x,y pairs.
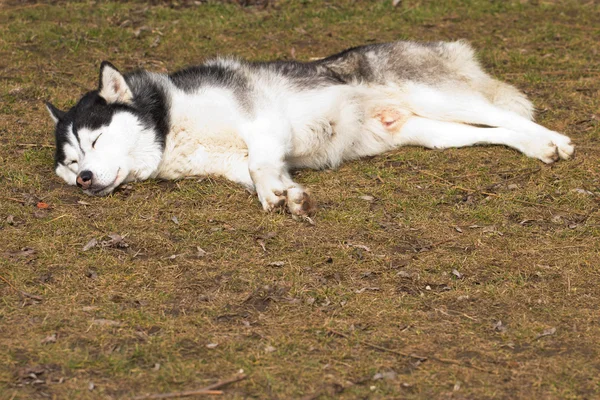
553,133 -> 574,160
524,131 -> 574,164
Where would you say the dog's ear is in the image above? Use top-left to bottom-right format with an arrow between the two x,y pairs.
45,102 -> 66,124
98,61 -> 133,104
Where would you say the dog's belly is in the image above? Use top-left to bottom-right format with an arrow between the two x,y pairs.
286,87 -> 412,170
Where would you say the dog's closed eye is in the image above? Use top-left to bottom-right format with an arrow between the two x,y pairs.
92,133 -> 103,148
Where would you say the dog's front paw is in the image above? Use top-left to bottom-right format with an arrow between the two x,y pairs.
286,187 -> 316,217
257,187 -> 287,212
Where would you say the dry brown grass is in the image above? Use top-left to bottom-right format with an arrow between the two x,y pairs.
1,0 -> 600,398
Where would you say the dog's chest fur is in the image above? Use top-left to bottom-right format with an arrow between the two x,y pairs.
155,87 -> 249,180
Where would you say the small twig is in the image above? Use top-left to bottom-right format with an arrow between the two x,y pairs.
16,143 -> 54,148
485,167 -> 541,189
326,328 -> 426,360
0,274 -> 19,292
132,390 -> 222,399
429,355 -> 497,374
419,237 -> 454,251
0,274 -> 43,301
532,327 -> 557,343
441,166 -> 540,181
1,196 -> 27,204
46,214 -> 72,224
132,374 -> 246,400
433,307 -> 478,321
325,328 -> 497,374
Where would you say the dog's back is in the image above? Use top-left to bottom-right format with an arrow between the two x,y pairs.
318,40 -> 533,119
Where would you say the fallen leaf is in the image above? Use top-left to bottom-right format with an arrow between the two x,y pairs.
397,270 -> 412,278
452,269 -> 463,279
171,216 -> 179,225
7,247 -> 37,258
534,327 -> 556,340
359,195 -> 375,201
206,343 -> 218,349
133,26 -> 150,38
347,243 -> 371,252
373,370 -> 397,380
85,270 -> 98,280
355,287 -> 380,294
571,188 -> 594,196
483,225 -> 503,236
36,201 -> 49,209
264,345 -> 276,353
267,261 -> 285,267
493,320 -> 507,333
91,319 -> 123,327
82,238 -> 98,251
102,233 -> 129,248
41,333 -> 57,344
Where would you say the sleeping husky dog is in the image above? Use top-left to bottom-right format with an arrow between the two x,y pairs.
47,40 -> 574,216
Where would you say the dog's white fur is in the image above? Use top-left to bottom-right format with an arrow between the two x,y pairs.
50,41 -> 574,214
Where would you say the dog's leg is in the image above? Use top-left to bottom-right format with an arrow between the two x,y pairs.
404,85 -> 574,162
395,117 -> 569,163
220,153 -> 254,191
243,121 -> 315,216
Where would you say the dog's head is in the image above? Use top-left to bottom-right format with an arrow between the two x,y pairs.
47,62 -> 164,196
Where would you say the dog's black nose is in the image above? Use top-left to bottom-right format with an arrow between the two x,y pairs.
76,170 -> 93,190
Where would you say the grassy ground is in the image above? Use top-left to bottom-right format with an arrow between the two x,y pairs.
1,0 -> 600,398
